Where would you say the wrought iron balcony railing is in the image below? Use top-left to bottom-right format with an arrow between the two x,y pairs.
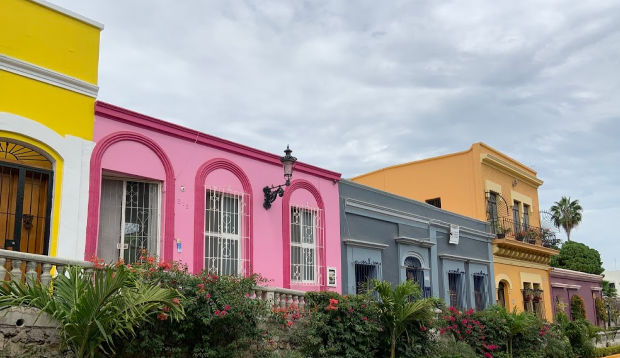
488,217 -> 559,249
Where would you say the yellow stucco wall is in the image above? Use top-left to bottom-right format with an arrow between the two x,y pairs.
494,261 -> 553,321
0,71 -> 95,140
0,0 -> 102,258
0,0 -> 101,84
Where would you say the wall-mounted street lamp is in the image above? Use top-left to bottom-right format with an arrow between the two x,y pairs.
263,145 -> 297,209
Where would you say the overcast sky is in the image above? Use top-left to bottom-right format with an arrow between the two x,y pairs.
55,0 -> 620,270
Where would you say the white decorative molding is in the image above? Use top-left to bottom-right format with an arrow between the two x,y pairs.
439,253 -> 491,264
345,198 -> 429,225
591,286 -> 603,291
480,153 -> 543,187
29,0 -> 104,29
343,239 -> 388,250
0,54 -> 99,98
395,236 -> 434,248
550,267 -> 604,281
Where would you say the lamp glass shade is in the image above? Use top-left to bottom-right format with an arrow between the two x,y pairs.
283,160 -> 294,176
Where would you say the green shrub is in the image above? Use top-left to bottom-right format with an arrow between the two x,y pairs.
571,295 -> 587,321
595,297 -> 607,323
291,291 -> 382,358
564,319 -> 597,358
434,335 -> 478,358
595,344 -> 620,357
118,258 -> 268,358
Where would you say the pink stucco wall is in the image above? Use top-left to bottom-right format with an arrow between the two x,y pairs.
88,102 -> 341,292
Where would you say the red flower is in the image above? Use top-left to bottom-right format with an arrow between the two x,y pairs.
466,308 -> 474,316
215,310 -> 221,315
147,256 -> 155,264
162,305 -> 170,312
245,293 -> 250,298
286,321 -> 293,327
197,283 -> 205,290
449,306 -> 458,313
205,293 -> 211,299
329,299 -> 339,305
420,325 -> 427,332
172,298 -> 180,305
484,353 -> 492,358
362,316 -> 368,321
157,313 -> 168,321
348,307 -> 354,312
449,316 -> 456,322
224,304 -> 231,311
220,311 -> 227,316
440,328 -> 446,334
462,319 -> 468,324
158,261 -> 171,270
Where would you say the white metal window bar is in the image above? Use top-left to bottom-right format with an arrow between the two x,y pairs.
99,179 -> 160,264
290,205 -> 322,284
204,188 -> 249,276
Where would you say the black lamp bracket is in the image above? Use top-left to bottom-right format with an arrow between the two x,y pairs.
263,184 -> 286,209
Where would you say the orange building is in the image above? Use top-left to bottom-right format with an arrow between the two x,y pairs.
352,142 -> 558,320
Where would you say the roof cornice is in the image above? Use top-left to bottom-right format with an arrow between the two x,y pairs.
94,101 -> 341,182
550,267 -> 604,282
480,153 -> 543,187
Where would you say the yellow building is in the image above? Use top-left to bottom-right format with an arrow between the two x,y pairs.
0,0 -> 102,260
353,142 -> 558,320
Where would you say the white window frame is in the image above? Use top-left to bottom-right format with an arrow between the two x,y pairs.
108,178 -> 161,262
204,190 -> 243,276
290,206 -> 318,284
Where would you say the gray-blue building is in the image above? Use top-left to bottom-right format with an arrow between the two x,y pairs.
340,180 -> 495,310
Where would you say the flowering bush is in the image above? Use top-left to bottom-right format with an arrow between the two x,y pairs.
290,291 -> 382,358
439,306 -> 501,357
116,254 -> 268,357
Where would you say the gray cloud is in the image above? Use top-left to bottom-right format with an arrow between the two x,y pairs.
55,0 -> 620,270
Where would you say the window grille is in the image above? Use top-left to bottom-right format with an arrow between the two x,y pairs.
204,188 -> 250,276
448,270 -> 465,309
523,205 -> 530,230
404,256 -> 426,293
354,259 -> 380,294
473,272 -> 488,311
290,205 -> 323,284
513,201 -> 521,233
487,192 -> 498,233
99,179 -> 160,264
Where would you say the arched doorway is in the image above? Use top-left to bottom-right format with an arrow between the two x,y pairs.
497,280 -> 509,308
0,139 -> 53,254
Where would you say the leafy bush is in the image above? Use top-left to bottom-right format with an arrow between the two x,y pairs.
290,291 -> 382,358
435,335 -> 478,358
0,264 -> 184,358
596,344 -> 620,357
564,319 -> 597,358
571,295 -> 587,321
117,257 -> 268,358
439,306 -> 502,357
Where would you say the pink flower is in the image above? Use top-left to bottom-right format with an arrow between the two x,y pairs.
420,325 -> 427,332
461,319 -> 468,324
220,311 -> 227,316
439,328 -> 446,334
348,307 -> 354,312
484,353 -> 492,358
286,321 -> 293,327
466,308 -> 474,316
224,304 -> 231,311
215,310 -> 221,315
197,283 -> 205,290
205,293 -> 211,299
449,316 -> 455,322
362,316 -> 368,321
245,293 -> 250,298
172,298 -> 180,305
162,306 -> 170,313
329,299 -> 339,305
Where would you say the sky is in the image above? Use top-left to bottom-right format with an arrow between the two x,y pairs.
54,0 -> 620,270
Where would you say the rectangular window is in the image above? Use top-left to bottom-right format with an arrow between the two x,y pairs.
473,274 -> 488,311
532,283 -> 544,318
425,197 -> 441,208
523,204 -> 530,229
205,190 -> 243,276
354,261 -> 379,294
290,206 -> 317,283
448,271 -> 464,309
513,201 -> 521,233
98,179 -> 160,264
522,282 -> 533,313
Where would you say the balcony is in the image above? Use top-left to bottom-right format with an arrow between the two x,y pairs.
489,217 -> 560,249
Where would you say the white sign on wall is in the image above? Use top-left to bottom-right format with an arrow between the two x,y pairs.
449,224 -> 460,245
327,267 -> 337,287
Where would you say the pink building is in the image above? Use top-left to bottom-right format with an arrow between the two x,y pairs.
86,102 -> 342,292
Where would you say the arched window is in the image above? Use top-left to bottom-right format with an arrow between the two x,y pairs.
0,139 -> 53,254
497,281 -> 507,307
404,256 -> 424,289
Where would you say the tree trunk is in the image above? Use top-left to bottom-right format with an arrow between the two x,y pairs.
390,331 -> 396,358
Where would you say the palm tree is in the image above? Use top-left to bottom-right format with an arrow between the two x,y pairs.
550,196 -> 583,241
371,279 -> 437,358
0,265 -> 184,358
